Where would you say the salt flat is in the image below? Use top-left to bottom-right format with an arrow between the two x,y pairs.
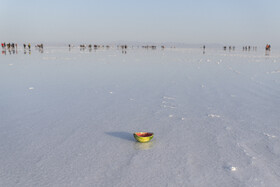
0,47 -> 280,186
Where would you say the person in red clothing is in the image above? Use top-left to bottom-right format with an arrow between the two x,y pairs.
266,44 -> 271,51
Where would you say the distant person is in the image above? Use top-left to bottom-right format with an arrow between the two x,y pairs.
28,43 -> 31,50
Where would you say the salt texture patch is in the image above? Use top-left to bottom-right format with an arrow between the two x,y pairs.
208,114 -> 221,118
263,133 -> 276,139
163,96 -> 175,100
230,166 -> 237,171
270,70 -> 280,74
163,105 -> 176,109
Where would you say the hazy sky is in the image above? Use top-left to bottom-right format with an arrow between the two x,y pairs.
1,0 -> 279,46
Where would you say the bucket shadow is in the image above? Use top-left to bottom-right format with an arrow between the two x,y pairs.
105,131 -> 135,142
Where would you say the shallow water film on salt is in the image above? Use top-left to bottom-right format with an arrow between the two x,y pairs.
1,47 -> 280,186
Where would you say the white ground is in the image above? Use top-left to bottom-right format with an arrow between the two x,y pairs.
1,47 -> 280,187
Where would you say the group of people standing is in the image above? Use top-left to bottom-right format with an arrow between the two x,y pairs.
1,42 -> 18,50
1,42 -> 45,55
1,42 -> 36,51
23,43 -> 31,50
265,44 -> 271,51
1,42 -> 18,55
242,46 -> 257,51
223,46 -> 236,51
